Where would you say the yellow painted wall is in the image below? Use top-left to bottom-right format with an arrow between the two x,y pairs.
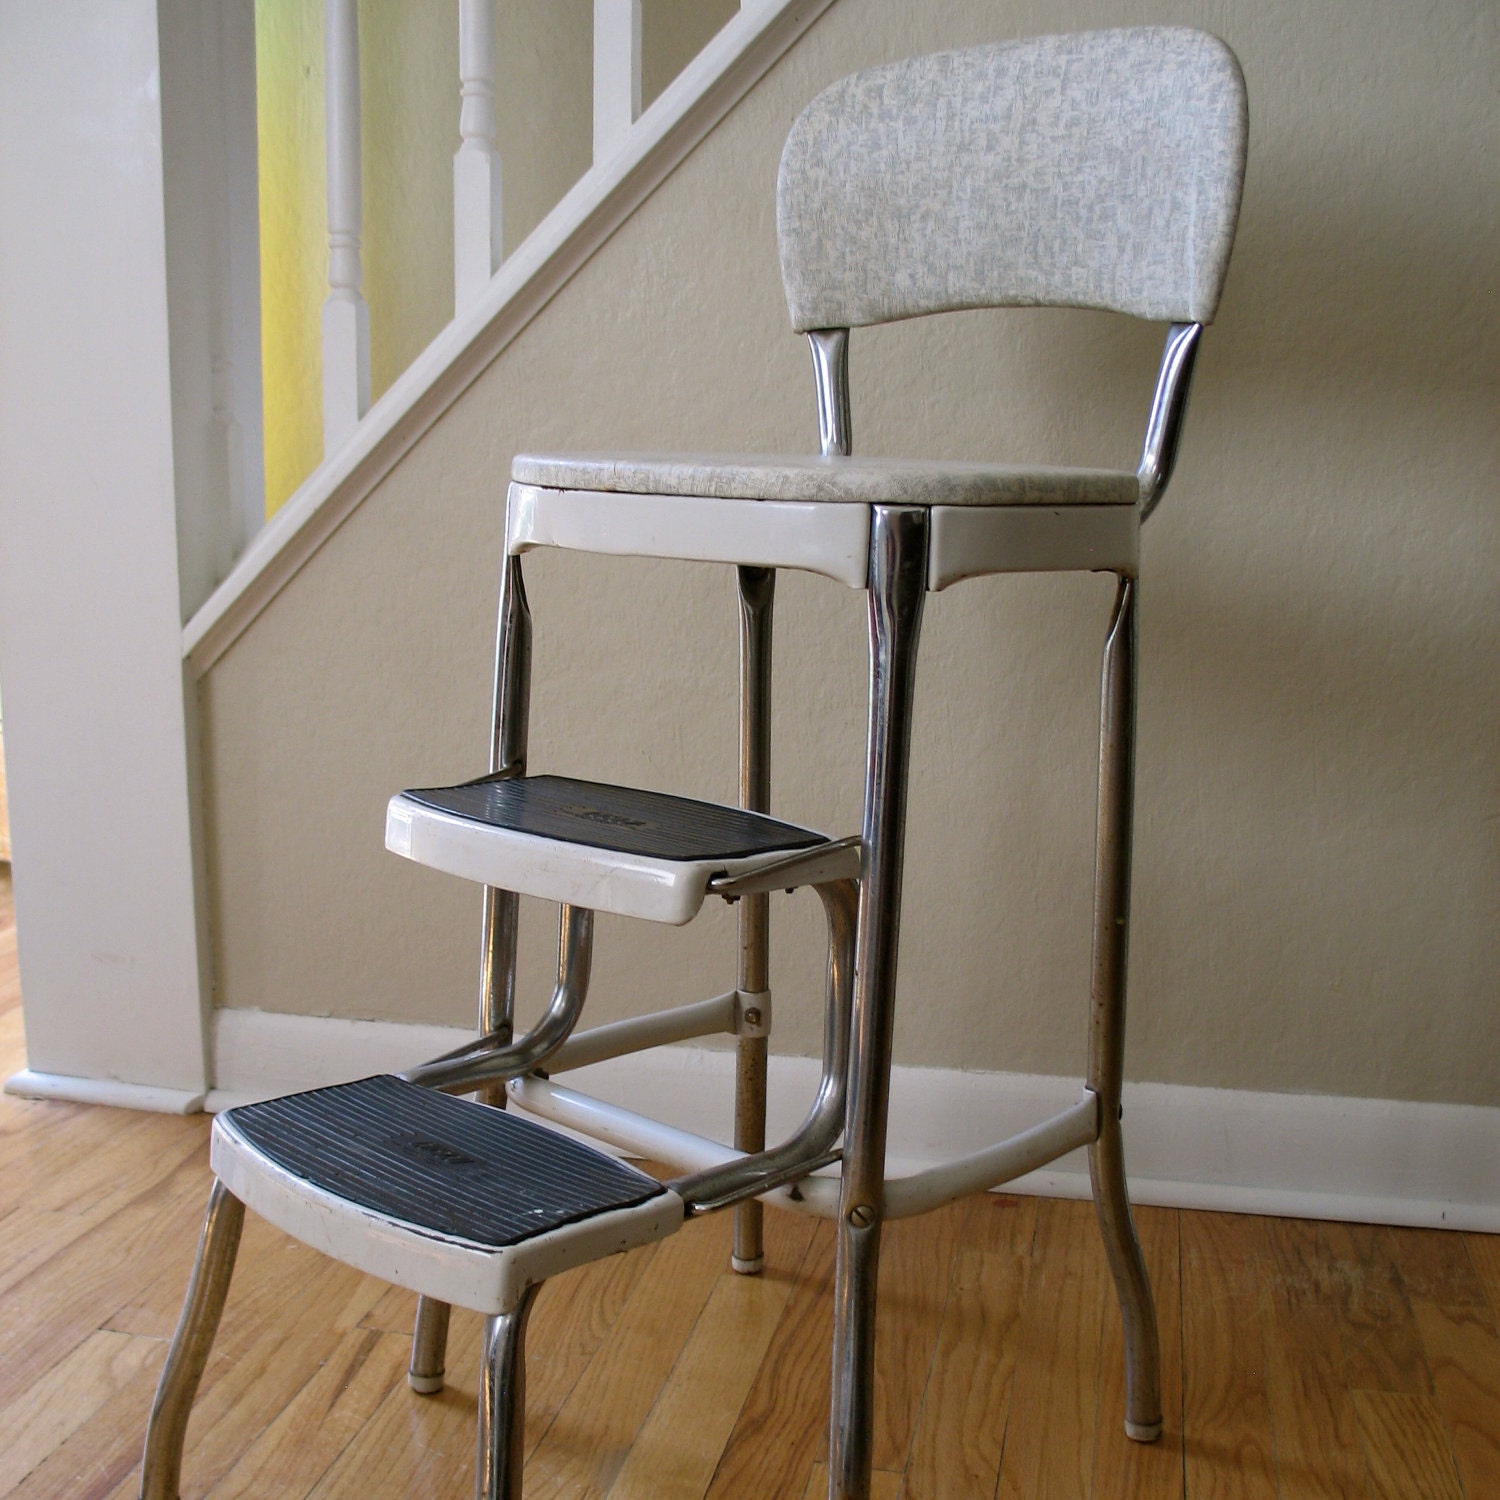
255,0 -> 324,516
255,1 -> 461,516
253,1 -> 717,517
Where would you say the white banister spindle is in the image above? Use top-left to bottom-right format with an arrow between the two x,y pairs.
454,0 -> 503,313
593,0 -> 642,165
322,0 -> 370,453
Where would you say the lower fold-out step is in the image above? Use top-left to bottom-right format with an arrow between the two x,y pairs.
212,1074 -> 684,1314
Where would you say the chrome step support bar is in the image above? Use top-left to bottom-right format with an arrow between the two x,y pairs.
733,561 -> 775,1273
673,877 -> 857,1215
403,905 -> 594,1093
831,504 -> 928,1500
707,835 -> 862,898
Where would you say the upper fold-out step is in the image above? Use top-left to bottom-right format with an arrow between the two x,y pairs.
511,452 -> 1140,508
386,773 -> 854,924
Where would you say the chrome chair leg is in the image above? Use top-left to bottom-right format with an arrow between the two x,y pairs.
476,1284 -> 541,1500
1086,576 -> 1162,1442
829,507 -> 928,1500
409,1295 -> 452,1394
140,1180 -> 245,1500
418,552 -> 534,1399
733,563 -> 775,1275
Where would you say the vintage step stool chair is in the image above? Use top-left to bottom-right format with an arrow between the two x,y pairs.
141,26 -> 1246,1500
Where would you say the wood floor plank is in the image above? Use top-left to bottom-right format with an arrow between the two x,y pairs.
803,1462 -> 902,1498
524,1242 -> 663,1456
522,1213 -> 733,1500
0,1144 -> 214,1308
206,1327 -> 411,1499
1352,1390 -> 1464,1500
4,1352 -> 166,1500
1091,1204 -> 1185,1500
608,1210 -> 817,1499
1179,1210 -> 1277,1500
1321,1223 -> 1433,1396
346,1238 -> 662,1465
0,1330 -> 162,1495
1257,1217 -> 1368,1500
903,1194 -> 1033,1500
159,1235 -> 397,1497
993,1196 -> 1110,1500
860,1199 -> 962,1473
1386,1226 -> 1488,1310
5,1107 -> 208,1221
106,1205 -> 386,1345
1465,1232 -> 1500,1312
0,1146 -> 213,1407
305,1314 -> 487,1500
705,1221 -> 836,1500
1411,1298 -> 1500,1499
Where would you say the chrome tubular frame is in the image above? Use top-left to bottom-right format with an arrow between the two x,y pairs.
1138,321 -> 1202,520
139,1181 -> 245,1500
476,1284 -> 541,1500
406,1296 -> 451,1395
413,544 -> 533,1394
808,328 -> 853,459
402,905 -> 595,1093
478,550 -> 534,1090
830,505 -> 928,1500
733,562 -> 775,1273
672,876 -> 858,1215
1086,574 -> 1162,1441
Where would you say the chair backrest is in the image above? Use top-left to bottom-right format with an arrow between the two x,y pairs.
776,27 -> 1247,332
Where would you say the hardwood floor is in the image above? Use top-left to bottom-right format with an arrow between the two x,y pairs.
0,866 -> 1496,1498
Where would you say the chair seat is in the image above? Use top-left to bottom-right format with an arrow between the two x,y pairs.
212,1074 -> 684,1315
512,451 -> 1140,508
386,773 -> 854,924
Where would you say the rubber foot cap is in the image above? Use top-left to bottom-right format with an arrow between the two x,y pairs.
408,1371 -> 445,1395
731,1254 -> 764,1276
1125,1418 -> 1163,1443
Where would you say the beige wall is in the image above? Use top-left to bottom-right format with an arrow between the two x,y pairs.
202,0 -> 1500,1108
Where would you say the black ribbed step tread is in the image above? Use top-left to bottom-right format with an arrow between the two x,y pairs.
225,1074 -> 665,1248
402,774 -> 825,861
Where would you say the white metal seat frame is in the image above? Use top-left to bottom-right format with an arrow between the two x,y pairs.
139,27 -> 1246,1500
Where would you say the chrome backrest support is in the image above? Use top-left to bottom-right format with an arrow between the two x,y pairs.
807,327 -> 852,457
1138,321 -> 1203,520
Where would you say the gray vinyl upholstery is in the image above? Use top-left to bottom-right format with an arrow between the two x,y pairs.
777,27 -> 1248,331
511,452 -> 1140,508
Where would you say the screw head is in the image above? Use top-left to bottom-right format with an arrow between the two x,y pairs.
743,1007 -> 762,1028
848,1203 -> 876,1229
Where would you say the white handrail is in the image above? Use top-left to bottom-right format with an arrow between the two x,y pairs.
184,0 -> 840,675
454,0 -> 503,313
321,0 -> 370,452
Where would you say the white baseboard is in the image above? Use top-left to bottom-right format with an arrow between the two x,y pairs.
201,1009 -> 1500,1232
4,1067 -> 206,1114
